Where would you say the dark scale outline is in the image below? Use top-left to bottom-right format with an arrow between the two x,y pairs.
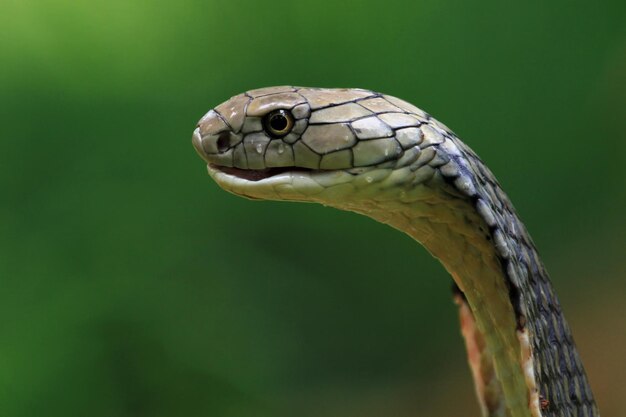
430,128 -> 598,417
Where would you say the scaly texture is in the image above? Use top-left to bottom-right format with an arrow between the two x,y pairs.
192,86 -> 599,417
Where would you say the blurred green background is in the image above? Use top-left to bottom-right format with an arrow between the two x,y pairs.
1,1 -> 624,416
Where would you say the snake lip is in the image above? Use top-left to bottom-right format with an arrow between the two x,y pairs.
209,164 -> 314,182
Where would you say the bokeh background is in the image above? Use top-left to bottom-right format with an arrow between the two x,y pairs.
1,1 -> 624,416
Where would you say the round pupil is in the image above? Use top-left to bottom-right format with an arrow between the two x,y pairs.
270,114 -> 288,132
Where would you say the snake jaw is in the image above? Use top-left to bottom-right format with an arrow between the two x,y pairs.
206,163 -> 342,202
211,165 -> 310,182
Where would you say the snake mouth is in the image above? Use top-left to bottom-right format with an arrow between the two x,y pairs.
209,165 -> 315,182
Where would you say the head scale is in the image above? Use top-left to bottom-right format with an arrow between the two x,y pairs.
192,86 -> 443,202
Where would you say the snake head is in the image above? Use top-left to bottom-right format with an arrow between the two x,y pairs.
193,86 -> 444,202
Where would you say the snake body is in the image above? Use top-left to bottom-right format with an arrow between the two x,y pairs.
192,86 -> 599,417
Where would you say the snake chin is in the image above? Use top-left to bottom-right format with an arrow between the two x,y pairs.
210,165 -> 315,182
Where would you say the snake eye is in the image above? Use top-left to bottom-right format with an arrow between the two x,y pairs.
263,109 -> 294,138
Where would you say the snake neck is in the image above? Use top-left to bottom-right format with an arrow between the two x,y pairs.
339,179 -> 534,417
328,139 -> 598,417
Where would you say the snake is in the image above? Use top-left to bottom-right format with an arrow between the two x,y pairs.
191,86 -> 599,417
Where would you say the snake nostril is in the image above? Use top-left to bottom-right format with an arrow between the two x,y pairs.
216,132 -> 231,153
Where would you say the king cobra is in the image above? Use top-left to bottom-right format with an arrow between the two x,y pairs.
192,86 -> 599,417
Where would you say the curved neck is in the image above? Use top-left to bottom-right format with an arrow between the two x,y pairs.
341,183 -> 535,417
328,163 -> 598,416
